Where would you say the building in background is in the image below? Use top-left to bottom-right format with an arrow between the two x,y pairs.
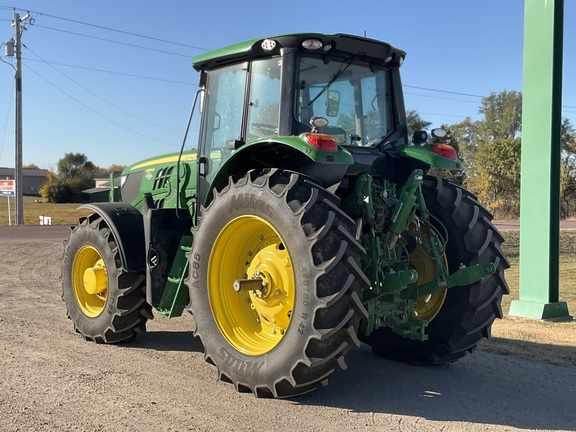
0,167 -> 48,196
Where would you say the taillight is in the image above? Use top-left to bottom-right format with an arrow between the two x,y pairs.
306,133 -> 338,152
431,144 -> 458,160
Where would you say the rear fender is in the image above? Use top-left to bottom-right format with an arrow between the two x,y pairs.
396,144 -> 464,170
78,203 -> 145,272
205,136 -> 353,205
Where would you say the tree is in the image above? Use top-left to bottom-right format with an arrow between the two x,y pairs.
40,152 -> 96,203
560,117 -> 576,218
472,136 -> 521,216
406,109 -> 432,139
447,91 -> 523,218
446,117 -> 480,170
105,164 -> 126,174
57,153 -> 96,184
446,90 -> 576,219
94,164 -> 127,178
39,171 -> 76,203
477,90 -> 522,141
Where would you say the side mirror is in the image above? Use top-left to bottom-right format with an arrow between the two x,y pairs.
326,90 -> 340,117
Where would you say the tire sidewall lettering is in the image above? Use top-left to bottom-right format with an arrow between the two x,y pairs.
190,173 -> 323,380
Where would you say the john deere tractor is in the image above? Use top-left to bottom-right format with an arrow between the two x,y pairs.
62,33 -> 509,398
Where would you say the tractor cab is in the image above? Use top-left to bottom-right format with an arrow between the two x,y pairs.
192,34 -> 408,205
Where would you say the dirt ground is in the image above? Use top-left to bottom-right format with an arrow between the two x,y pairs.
1,226 -> 576,432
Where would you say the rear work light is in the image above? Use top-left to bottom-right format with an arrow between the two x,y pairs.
431,143 -> 458,160
306,133 -> 338,152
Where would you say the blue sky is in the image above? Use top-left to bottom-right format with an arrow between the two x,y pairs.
0,0 -> 574,170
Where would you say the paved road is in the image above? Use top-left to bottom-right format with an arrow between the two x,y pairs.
0,224 -> 71,239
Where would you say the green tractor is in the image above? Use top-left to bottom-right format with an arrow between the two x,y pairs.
62,33 -> 509,398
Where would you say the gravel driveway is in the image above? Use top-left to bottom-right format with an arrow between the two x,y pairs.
1,225 -> 575,432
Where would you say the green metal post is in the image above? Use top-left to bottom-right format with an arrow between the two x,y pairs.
509,0 -> 570,319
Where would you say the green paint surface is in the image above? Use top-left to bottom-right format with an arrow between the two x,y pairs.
510,0 -> 570,319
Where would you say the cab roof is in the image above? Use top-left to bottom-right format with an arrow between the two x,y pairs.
192,33 -> 406,71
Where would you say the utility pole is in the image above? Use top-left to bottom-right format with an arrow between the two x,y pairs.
11,10 -> 31,225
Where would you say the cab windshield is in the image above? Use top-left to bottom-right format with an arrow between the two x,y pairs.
296,56 -> 393,147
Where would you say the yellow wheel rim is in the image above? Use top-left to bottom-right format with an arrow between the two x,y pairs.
410,227 -> 448,323
72,246 -> 108,317
208,215 -> 295,356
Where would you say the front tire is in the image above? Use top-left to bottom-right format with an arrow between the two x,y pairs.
364,176 -> 509,364
188,169 -> 368,397
62,213 -> 152,343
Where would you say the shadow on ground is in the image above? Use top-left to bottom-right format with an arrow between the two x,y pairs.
298,343 -> 576,431
482,336 -> 576,367
129,330 -> 203,353
124,328 -> 576,430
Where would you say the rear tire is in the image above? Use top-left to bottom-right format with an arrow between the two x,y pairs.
188,169 -> 368,397
62,213 -> 152,343
363,176 -> 509,364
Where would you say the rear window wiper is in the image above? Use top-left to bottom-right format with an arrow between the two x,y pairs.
308,57 -> 355,107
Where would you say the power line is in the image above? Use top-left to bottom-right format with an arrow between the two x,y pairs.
3,7 -> 575,113
0,80 -> 14,162
407,87 -> 576,112
419,111 -> 481,120
404,91 -> 481,104
24,45 -> 183,132
24,63 -> 178,147
34,24 -> 195,58
404,85 -> 485,99
4,7 -> 576,127
21,57 -> 194,86
8,7 -> 209,51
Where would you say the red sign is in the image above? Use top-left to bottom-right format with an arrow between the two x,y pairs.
0,179 -> 15,197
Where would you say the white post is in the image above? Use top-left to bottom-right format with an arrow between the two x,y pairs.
7,197 -> 12,225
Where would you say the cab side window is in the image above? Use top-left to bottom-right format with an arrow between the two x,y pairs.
247,58 -> 281,140
202,63 -> 247,151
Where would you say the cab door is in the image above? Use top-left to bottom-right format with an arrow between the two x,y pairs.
196,62 -> 248,210
196,58 -> 282,211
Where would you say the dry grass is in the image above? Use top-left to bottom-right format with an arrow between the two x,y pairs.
499,230 -> 576,313
0,195 -> 91,226
480,229 -> 576,367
